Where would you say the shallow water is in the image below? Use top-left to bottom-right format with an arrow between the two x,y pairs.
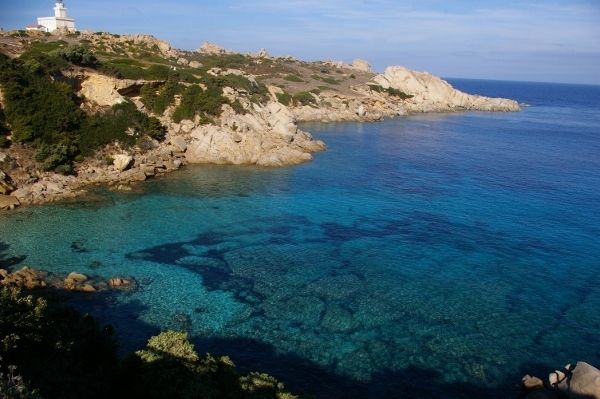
1,79 -> 600,398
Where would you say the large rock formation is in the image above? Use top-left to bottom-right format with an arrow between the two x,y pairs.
373,66 -> 520,112
185,102 -> 325,167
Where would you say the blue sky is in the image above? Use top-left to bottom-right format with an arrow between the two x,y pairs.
1,0 -> 599,84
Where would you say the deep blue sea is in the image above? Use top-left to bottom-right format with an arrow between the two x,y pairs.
1,79 -> 600,398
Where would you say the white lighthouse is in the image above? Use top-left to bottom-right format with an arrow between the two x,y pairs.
36,1 -> 76,33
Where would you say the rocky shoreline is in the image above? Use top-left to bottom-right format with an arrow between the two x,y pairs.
0,32 -> 520,210
0,266 -> 135,293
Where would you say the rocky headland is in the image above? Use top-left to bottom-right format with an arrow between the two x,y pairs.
0,31 -> 520,209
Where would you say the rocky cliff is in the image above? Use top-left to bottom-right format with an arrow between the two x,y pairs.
0,31 -> 520,209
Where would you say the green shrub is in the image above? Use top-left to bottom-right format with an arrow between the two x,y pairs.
320,76 -> 339,85
100,59 -> 172,80
54,44 -> 98,67
0,53 -> 82,145
140,80 -> 184,115
276,92 -> 292,106
137,331 -> 199,363
34,141 -> 78,173
211,74 -> 269,103
284,74 -> 304,82
292,91 -> 317,106
230,99 -> 247,115
172,83 -> 229,123
368,84 -> 413,99
79,101 -> 165,155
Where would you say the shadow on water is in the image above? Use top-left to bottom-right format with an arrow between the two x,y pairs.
2,239 -> 584,399
57,287 -> 552,399
0,241 -> 26,267
197,335 -> 563,399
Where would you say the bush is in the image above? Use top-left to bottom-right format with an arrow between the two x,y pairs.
230,99 -> 247,115
79,101 -> 165,155
320,76 -> 339,85
100,59 -> 172,80
140,80 -> 183,115
137,331 -> 199,363
211,74 -> 269,104
54,44 -> 98,67
172,83 -> 229,123
368,84 -> 413,99
0,53 -> 82,170
276,92 -> 292,106
34,141 -> 78,173
284,74 -> 303,82
292,91 -> 317,107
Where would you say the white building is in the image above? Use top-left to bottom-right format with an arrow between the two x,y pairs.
36,1 -> 76,33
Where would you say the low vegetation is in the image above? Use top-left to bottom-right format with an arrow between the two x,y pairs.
368,84 -> 413,99
0,286 -> 299,399
140,80 -> 184,115
275,91 -> 317,107
0,51 -> 165,173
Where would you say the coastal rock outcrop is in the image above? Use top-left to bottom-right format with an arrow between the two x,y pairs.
185,102 -> 325,167
373,66 -> 520,112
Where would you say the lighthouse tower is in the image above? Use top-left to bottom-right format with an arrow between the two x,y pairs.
37,1 -> 76,33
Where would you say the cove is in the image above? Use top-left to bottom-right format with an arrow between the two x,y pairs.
1,80 -> 600,398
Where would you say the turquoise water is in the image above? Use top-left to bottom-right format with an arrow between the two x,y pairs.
1,80 -> 600,398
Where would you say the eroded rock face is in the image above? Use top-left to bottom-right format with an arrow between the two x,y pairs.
373,65 -> 520,112
79,72 -> 135,107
